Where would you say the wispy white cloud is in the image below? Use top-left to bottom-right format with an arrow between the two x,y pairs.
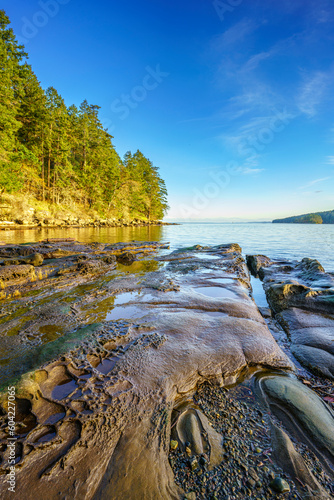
314,6 -> 333,24
297,71 -> 330,117
298,177 -> 331,190
212,18 -> 259,50
326,156 -> 334,164
206,4 -> 334,186
241,167 -> 264,175
242,51 -> 272,72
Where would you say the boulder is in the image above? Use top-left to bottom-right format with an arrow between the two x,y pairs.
116,251 -> 137,266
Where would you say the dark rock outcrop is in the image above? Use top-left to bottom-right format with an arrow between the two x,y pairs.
247,253 -> 334,379
116,251 -> 137,266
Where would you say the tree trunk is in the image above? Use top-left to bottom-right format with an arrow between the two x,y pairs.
41,129 -> 45,201
48,123 -> 53,200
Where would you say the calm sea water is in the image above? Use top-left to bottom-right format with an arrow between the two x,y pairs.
1,223 -> 333,272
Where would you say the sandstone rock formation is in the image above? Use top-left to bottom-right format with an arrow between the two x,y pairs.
0,242 -> 333,499
247,254 -> 334,380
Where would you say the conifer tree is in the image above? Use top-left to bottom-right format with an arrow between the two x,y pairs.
0,10 -> 168,219
0,11 -> 26,193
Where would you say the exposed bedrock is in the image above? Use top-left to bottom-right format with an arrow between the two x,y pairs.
255,374 -> 334,477
0,243 -> 294,499
0,252 -> 44,267
0,264 -> 34,282
270,424 -> 331,499
246,254 -> 334,379
171,407 -> 224,466
277,308 -> 334,380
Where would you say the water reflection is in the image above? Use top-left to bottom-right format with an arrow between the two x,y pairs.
0,225 -> 164,245
1,222 -> 333,271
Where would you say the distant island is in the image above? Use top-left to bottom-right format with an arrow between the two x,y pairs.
273,209 -> 334,224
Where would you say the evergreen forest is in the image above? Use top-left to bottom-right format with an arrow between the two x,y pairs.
0,11 -> 168,220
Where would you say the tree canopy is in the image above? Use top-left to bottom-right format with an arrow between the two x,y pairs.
0,10 -> 168,219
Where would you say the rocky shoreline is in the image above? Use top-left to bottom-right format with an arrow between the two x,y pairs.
0,218 -> 178,231
0,240 -> 333,499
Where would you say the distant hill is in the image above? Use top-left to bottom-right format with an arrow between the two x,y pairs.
273,210 -> 334,224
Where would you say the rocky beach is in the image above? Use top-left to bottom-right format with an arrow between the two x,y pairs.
0,239 -> 333,499
1,2 -> 334,498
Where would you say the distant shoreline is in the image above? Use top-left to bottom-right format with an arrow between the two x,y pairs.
0,220 -> 179,231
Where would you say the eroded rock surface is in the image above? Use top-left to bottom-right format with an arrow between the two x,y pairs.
247,254 -> 334,379
0,242 -> 296,499
270,424 -> 330,499
255,375 -> 334,471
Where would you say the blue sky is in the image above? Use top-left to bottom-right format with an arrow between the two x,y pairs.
3,0 -> 334,220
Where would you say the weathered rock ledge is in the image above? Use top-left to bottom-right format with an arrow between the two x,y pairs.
247,254 -> 334,380
0,242 -> 332,499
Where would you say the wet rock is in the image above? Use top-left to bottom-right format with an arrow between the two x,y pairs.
249,253 -> 334,378
266,282 -> 311,313
291,344 -> 334,380
271,424 -> 330,499
116,251 -> 137,265
39,365 -> 73,400
189,457 -> 198,471
184,491 -> 196,499
170,440 -> 178,450
298,257 -> 325,279
26,425 -> 56,444
24,253 -> 44,267
173,408 -> 223,467
31,395 -> 65,425
249,254 -> 334,315
270,477 -> 290,493
277,308 -> 334,379
0,253 -> 44,267
33,370 -> 48,384
0,245 -> 36,258
103,340 -> 117,351
76,259 -> 108,274
0,264 -> 34,281
0,242 -> 295,500
102,254 -> 117,265
256,375 -> 334,470
246,254 -> 271,278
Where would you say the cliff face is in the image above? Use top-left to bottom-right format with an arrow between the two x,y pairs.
273,209 -> 334,224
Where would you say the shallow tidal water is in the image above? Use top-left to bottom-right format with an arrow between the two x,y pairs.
1,222 -> 334,271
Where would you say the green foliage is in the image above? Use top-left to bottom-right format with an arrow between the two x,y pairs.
0,10 -> 168,219
273,210 -> 334,224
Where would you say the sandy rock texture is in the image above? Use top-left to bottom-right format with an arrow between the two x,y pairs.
0,242 -> 296,499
